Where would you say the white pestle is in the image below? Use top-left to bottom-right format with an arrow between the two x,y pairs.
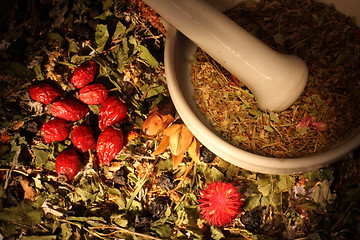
143,0 -> 309,112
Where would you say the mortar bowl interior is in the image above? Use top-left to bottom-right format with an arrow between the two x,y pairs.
164,0 -> 360,174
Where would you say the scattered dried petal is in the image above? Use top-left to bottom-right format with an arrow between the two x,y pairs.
296,115 -> 312,129
311,121 -> 327,131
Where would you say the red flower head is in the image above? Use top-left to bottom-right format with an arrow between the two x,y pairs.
198,181 -> 243,226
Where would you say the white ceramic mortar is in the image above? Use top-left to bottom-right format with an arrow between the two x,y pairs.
143,0 -> 308,112
147,0 -> 360,174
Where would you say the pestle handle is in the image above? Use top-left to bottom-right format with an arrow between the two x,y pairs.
143,0 -> 308,111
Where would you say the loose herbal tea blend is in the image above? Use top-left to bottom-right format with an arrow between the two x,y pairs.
192,0 -> 360,158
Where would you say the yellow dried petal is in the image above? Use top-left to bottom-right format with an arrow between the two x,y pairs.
172,153 -> 185,169
177,125 -> 194,153
169,127 -> 181,155
152,135 -> 170,155
169,124 -> 194,156
188,138 -> 200,164
163,123 -> 181,136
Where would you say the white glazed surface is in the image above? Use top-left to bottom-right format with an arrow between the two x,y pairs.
163,0 -> 360,174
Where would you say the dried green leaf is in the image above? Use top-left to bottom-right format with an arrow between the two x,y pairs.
184,206 -> 200,227
95,9 -> 113,20
111,213 -> 128,227
129,36 -> 159,68
258,182 -> 272,196
67,38 -> 79,54
248,108 -> 263,118
157,155 -> 173,171
33,64 -> 45,80
273,33 -> 291,46
264,125 -> 273,132
47,32 -> 65,43
95,24 -> 109,52
112,21 -> 126,40
125,173 -> 148,211
0,198 -> 45,227
199,165 -> 225,182
243,193 -> 262,211
151,223 -> 172,239
210,225 -> 225,240
270,112 -> 280,123
262,192 -> 282,209
297,127 -> 308,136
20,236 -> 57,240
43,160 -> 55,170
60,222 -> 72,240
138,44 -> 159,68
145,84 -> 166,99
102,0 -> 113,10
311,179 -> 337,208
32,147 -> 50,167
276,175 -> 296,192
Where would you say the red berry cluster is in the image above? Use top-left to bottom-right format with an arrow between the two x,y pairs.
29,60 -> 128,181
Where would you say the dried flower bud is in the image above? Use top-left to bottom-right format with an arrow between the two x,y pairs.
198,181 -> 243,226
142,98 -> 175,136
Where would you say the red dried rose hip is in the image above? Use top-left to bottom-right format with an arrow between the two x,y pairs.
28,83 -> 60,104
70,60 -> 98,89
98,96 -> 127,131
51,98 -> 89,121
55,148 -> 82,182
41,118 -> 70,143
79,84 -> 108,105
96,126 -> 124,166
71,125 -> 96,153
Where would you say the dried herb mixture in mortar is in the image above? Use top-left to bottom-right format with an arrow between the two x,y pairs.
192,0 -> 360,158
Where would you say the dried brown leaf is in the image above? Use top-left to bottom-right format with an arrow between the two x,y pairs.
20,179 -> 36,201
12,121 -> 24,130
